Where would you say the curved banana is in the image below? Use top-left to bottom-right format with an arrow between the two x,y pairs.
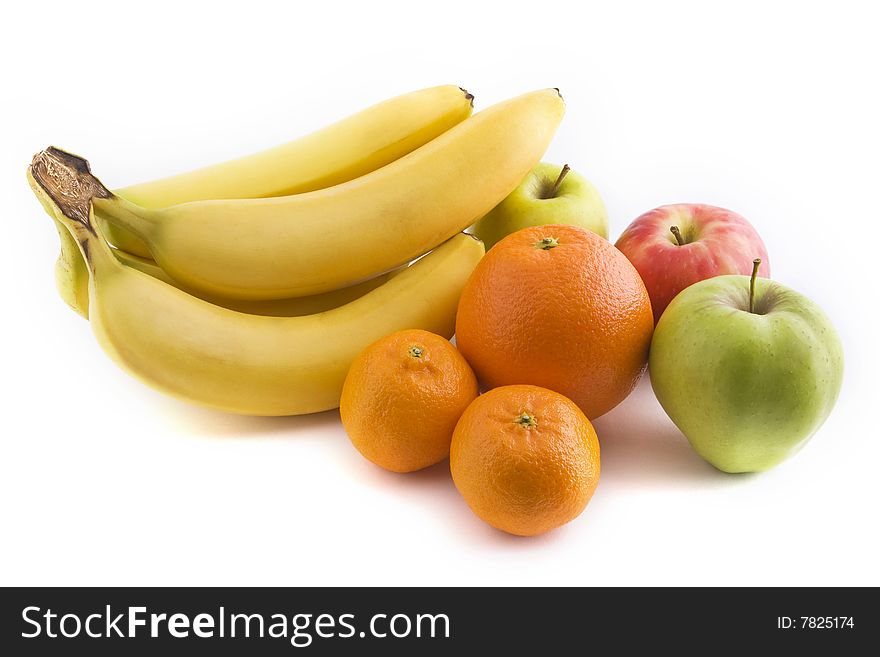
114,248 -> 398,317
29,160 -> 484,416
92,88 -> 564,300
52,217 -> 90,317
103,85 -> 475,256
32,177 -> 91,317
49,217 -> 396,318
44,85 -> 474,315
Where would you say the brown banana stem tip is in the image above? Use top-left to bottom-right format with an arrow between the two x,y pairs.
29,147 -> 111,231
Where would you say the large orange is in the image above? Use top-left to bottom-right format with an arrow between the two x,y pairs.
450,385 -> 600,536
456,224 -> 653,419
340,329 -> 479,473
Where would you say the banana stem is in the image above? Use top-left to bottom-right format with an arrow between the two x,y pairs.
28,148 -> 118,273
92,196 -> 154,240
29,147 -> 111,230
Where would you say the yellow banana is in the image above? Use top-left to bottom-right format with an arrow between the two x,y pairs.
52,217 -> 91,317
45,85 -> 474,316
29,156 -> 484,416
31,177 -> 91,317
93,89 -> 564,300
103,85 -> 475,256
49,217 -> 395,318
114,248 -> 398,317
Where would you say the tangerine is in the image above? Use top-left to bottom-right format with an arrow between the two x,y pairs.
450,384 -> 600,536
340,329 -> 479,473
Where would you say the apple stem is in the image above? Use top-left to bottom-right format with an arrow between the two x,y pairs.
749,258 -> 761,314
549,164 -> 571,197
670,225 -> 686,246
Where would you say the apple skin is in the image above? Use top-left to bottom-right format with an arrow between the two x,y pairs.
615,204 -> 770,323
471,162 -> 608,249
649,274 -> 844,473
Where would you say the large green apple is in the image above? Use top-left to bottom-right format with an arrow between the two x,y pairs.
649,262 -> 844,473
470,162 -> 608,249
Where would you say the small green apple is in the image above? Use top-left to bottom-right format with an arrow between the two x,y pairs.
649,260 -> 844,473
471,162 -> 608,249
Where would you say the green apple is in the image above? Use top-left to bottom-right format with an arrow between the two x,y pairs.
470,162 -> 608,249
649,260 -> 844,473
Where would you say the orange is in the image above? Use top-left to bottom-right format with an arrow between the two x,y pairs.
450,385 -> 600,536
455,224 -> 653,419
340,329 -> 479,473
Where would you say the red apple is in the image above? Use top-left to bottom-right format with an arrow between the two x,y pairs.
615,204 -> 770,323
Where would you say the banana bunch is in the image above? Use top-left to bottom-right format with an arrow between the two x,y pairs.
49,85 -> 476,317
29,87 -> 565,415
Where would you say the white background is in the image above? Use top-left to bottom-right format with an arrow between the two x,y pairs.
1,0 -> 877,586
